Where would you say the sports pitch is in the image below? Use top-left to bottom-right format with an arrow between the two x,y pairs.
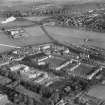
45,26 -> 105,49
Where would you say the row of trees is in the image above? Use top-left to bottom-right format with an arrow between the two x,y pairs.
0,6 -> 67,17
1,10 -> 22,18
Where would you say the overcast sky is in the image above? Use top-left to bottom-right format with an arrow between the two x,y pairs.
2,0 -> 104,2
0,0 -> 104,4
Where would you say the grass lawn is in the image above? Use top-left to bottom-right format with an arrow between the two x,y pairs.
45,26 -> 105,49
24,16 -> 49,22
0,19 -> 35,29
0,25 -> 52,53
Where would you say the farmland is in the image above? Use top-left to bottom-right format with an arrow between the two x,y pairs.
0,25 -> 52,53
24,16 -> 49,22
0,19 -> 35,29
0,22 -> 105,53
44,25 -> 105,49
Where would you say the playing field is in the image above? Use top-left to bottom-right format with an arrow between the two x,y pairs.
24,16 -> 49,22
0,22 -> 105,54
0,25 -> 52,53
44,26 -> 105,49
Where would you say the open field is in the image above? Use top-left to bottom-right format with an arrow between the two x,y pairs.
88,85 -> 105,99
0,25 -> 52,53
24,16 -> 49,22
0,23 -> 105,54
0,19 -> 35,29
45,26 -> 105,49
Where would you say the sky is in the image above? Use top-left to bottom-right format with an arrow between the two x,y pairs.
1,0 -> 104,2
0,0 -> 104,5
